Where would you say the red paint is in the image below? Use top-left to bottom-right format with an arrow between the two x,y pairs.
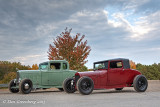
75,59 -> 141,89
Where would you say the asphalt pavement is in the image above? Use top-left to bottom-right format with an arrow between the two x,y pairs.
0,80 -> 160,107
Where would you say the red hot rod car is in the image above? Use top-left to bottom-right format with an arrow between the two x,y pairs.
63,58 -> 148,95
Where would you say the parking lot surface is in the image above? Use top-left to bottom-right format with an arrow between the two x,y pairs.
0,80 -> 160,107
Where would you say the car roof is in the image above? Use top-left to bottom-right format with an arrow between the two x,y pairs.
94,58 -> 129,63
39,60 -> 68,64
94,58 -> 130,69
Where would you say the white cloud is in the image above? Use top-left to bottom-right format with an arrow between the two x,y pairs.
10,54 -> 48,66
107,10 -> 160,41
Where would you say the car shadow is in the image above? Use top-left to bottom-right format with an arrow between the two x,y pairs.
31,90 -> 63,94
0,89 -> 136,95
0,89 -> 64,95
91,89 -> 136,94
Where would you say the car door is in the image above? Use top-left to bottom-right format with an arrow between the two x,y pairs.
42,62 -> 62,86
62,63 -> 75,82
107,61 -> 124,85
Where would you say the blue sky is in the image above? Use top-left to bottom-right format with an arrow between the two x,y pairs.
0,0 -> 160,69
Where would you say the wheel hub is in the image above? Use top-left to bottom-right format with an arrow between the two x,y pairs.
24,83 -> 29,90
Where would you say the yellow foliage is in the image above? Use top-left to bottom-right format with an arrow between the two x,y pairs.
30,64 -> 39,70
0,72 -> 16,84
130,60 -> 136,69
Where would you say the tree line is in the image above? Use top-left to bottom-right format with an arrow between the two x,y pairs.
0,61 -> 38,84
136,63 -> 160,80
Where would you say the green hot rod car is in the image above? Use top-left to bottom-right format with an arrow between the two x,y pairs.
9,60 -> 77,94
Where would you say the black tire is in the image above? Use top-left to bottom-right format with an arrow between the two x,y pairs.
9,79 -> 19,93
19,79 -> 33,94
63,78 -> 76,93
58,88 -> 64,91
133,75 -> 148,92
77,76 -> 94,95
115,88 -> 123,91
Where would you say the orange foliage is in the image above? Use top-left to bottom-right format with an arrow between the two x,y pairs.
130,60 -> 136,69
30,64 -> 39,70
48,28 -> 91,70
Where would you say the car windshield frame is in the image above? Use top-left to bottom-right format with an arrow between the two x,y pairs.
39,62 -> 48,70
94,61 -> 108,70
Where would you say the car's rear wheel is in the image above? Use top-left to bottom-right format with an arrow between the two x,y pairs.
115,88 -> 123,91
133,75 -> 148,92
63,78 -> 76,93
58,88 -> 64,91
9,79 -> 19,93
77,76 -> 94,95
19,79 -> 33,94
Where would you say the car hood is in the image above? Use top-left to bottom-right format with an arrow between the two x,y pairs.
77,71 -> 99,77
17,70 -> 42,73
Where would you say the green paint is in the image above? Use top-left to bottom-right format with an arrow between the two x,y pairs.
14,60 -> 77,89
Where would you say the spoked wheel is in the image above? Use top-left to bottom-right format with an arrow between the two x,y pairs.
9,79 -> 19,93
63,78 -> 76,93
19,79 -> 33,94
77,76 -> 94,95
133,75 -> 148,92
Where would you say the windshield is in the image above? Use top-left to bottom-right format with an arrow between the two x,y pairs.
39,62 -> 48,70
94,61 -> 108,70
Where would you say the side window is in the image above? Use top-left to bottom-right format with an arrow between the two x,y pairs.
110,61 -> 122,69
63,63 -> 67,70
50,63 -> 61,70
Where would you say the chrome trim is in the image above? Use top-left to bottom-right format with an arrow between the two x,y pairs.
24,83 -> 30,90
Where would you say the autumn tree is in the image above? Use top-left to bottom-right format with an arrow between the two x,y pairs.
30,64 -> 39,70
130,60 -> 136,69
0,61 -> 30,80
48,28 -> 91,70
0,72 -> 16,84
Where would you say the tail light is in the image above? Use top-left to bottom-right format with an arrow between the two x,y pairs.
75,72 -> 79,76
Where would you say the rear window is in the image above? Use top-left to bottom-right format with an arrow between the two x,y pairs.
63,63 -> 67,70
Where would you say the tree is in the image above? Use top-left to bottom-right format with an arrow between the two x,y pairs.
0,61 -> 30,80
78,66 -> 88,72
130,60 -> 136,69
136,63 -> 160,80
0,72 -> 16,84
48,28 -> 91,70
30,64 -> 39,70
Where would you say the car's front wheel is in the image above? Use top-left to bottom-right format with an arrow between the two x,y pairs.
19,79 -> 33,94
77,76 -> 94,95
63,78 -> 76,93
9,79 -> 19,93
133,75 -> 148,92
